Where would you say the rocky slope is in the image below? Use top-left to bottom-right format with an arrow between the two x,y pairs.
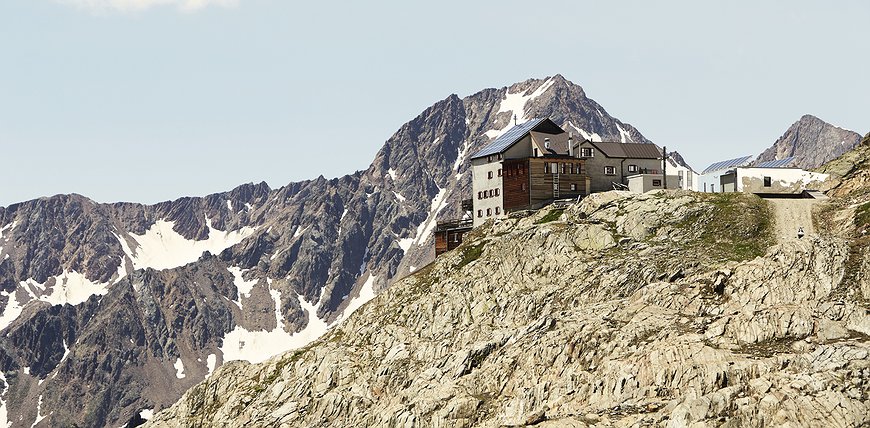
145,173 -> 870,427
754,114 -> 862,169
0,75 -> 660,427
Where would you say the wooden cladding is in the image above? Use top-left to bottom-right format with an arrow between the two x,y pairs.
503,157 -> 588,211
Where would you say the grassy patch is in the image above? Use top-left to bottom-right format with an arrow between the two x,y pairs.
456,243 -> 486,269
855,202 -> 870,231
673,193 -> 774,263
535,208 -> 565,224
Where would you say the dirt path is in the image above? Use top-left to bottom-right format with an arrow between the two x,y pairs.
764,198 -> 818,243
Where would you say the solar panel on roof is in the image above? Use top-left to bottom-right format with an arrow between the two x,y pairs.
471,118 -> 545,159
756,157 -> 796,168
701,155 -> 753,174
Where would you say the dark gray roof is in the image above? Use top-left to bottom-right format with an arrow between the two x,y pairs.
589,142 -> 662,159
701,155 -> 753,175
471,118 -> 563,159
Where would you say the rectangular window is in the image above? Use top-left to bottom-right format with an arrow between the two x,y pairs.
544,162 -> 549,173
477,209 -> 482,218
487,155 -> 492,163
763,176 -> 772,187
497,154 -> 502,160
486,208 -> 491,216
534,148 -> 539,157
498,168 -> 502,177
604,166 -> 616,176
561,163 -> 567,174
627,165 -> 638,173
488,189 -> 494,197
495,188 -> 499,196
495,207 -> 501,215
652,179 -> 662,187
477,191 -> 482,199
570,183 -> 577,191
488,171 -> 493,179
581,148 -> 593,157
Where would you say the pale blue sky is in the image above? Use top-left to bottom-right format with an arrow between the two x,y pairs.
1,1 -> 867,206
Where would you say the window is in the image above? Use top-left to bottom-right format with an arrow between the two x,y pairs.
495,207 -> 501,215
488,189 -> 494,197
495,188 -> 500,196
477,209 -> 482,218
488,171 -> 493,179
652,179 -> 662,187
498,168 -> 502,177
544,162 -> 549,173
486,208 -> 491,216
604,166 -> 616,176
487,155 -> 492,163
477,191 -> 482,199
534,148 -> 539,157
497,154 -> 502,160
763,176 -> 772,187
627,165 -> 638,173
561,163 -> 567,174
581,148 -> 593,157
570,183 -> 577,191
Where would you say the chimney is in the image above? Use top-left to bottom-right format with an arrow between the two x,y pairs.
568,133 -> 574,157
662,146 -> 668,190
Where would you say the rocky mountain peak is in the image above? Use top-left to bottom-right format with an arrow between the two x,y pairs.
755,114 -> 861,169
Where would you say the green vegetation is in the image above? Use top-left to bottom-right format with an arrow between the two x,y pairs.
675,193 -> 774,263
855,202 -> 870,231
535,208 -> 565,224
456,242 -> 485,269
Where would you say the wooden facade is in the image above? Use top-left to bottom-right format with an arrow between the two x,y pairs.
434,219 -> 473,257
502,156 -> 589,212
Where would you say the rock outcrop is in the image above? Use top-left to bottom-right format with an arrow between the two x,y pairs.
754,114 -> 862,169
0,76 -> 664,427
146,185 -> 870,427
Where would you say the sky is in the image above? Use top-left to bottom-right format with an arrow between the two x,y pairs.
1,1 -> 867,206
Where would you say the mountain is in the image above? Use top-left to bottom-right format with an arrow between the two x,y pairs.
145,179 -> 870,427
754,114 -> 862,169
0,75 -> 657,427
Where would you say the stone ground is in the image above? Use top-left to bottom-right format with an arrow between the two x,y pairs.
764,198 -> 819,243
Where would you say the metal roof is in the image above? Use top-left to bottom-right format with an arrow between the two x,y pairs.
589,142 -> 662,159
755,157 -> 796,168
700,155 -> 753,175
471,119 -> 546,159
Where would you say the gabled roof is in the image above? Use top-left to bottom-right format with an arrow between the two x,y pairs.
587,142 -> 662,159
755,157 -> 797,168
701,155 -> 753,175
530,131 -> 571,156
471,118 -> 563,160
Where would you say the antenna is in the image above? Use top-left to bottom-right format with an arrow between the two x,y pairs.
513,114 -> 517,126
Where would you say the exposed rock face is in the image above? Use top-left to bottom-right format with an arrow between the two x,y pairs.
0,76 -> 661,427
145,187 -> 870,427
755,114 -> 862,169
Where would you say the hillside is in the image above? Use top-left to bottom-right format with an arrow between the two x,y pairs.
0,75 -> 660,427
754,115 -> 862,169
145,182 -> 870,426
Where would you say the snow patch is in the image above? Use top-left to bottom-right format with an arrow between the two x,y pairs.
616,123 -> 633,144
206,354 -> 217,377
386,168 -> 397,181
392,191 -> 406,203
37,271 -> 109,307
220,289 -> 330,364
116,217 -> 256,272
453,140 -> 471,180
174,358 -> 186,379
566,122 -> 602,143
30,395 -> 45,428
484,78 -> 556,139
0,290 -> 24,332
139,409 -> 154,421
293,225 -> 307,239
397,237 -> 414,254
409,266 -> 417,273
0,372 -> 10,428
226,200 -> 233,211
335,274 -> 377,324
245,203 -> 253,211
